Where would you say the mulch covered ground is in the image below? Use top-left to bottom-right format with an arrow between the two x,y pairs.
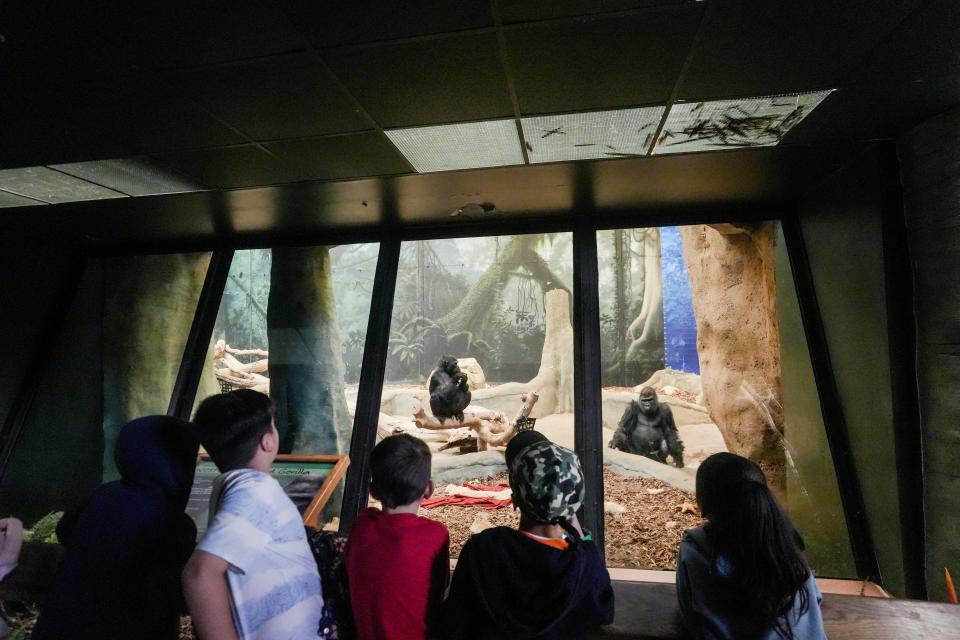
420,469 -> 704,570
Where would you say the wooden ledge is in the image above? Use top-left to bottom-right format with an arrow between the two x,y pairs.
596,580 -> 960,639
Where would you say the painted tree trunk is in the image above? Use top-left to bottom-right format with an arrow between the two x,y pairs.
679,224 -> 785,486
438,234 -> 567,336
267,246 -> 352,457
102,253 -> 210,481
471,288 -> 574,415
626,228 -> 665,383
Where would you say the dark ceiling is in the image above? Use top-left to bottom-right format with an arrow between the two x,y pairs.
0,0 -> 957,244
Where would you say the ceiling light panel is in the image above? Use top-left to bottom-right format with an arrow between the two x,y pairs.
521,107 -> 665,163
653,90 -> 833,155
0,190 -> 46,208
385,120 -> 523,172
0,166 -> 126,204
50,157 -> 202,196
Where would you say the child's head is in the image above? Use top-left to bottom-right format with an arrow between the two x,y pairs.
369,434 -> 433,509
695,452 -> 810,632
506,431 -> 584,526
193,389 -> 277,472
695,451 -> 768,520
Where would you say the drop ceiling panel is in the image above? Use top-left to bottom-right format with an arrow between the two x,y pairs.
286,0 -> 493,47
324,34 -> 514,127
500,0 -> 688,24
0,191 -> 46,209
0,167 -> 126,203
266,132 -> 412,180
521,107 -> 665,162
385,120 -> 523,172
150,145 -> 298,190
103,0 -> 309,70
679,0 -> 918,99
653,92 -> 832,154
784,76 -> 960,146
50,158 -> 202,196
853,0 -> 960,85
505,7 -> 703,114
168,53 -> 372,141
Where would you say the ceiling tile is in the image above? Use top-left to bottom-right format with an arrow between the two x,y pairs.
521,107 -> 665,162
385,120 -> 523,172
679,0 -> 918,100
505,7 -> 703,114
266,132 -> 412,180
784,77 -> 960,146
82,74 -> 248,155
49,158 -> 203,196
103,0 -> 308,70
284,0 -> 493,47
324,34 -> 513,127
500,0 -> 687,24
0,190 -> 47,209
0,167 -> 126,203
168,53 -> 372,141
852,0 -> 960,85
150,145 -> 299,189
653,91 -> 832,154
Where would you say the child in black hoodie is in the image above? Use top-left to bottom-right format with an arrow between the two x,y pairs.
442,431 -> 614,640
32,416 -> 199,640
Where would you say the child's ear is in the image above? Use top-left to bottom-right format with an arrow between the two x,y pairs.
423,480 -> 435,500
260,427 -> 278,453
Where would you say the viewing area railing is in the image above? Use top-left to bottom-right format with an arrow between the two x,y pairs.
3,544 -> 958,638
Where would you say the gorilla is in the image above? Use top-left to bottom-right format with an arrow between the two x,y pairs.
429,355 -> 471,423
608,386 -> 684,468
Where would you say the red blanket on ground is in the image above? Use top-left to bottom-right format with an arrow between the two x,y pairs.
420,484 -> 512,510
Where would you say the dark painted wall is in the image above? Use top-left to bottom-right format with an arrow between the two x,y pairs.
0,243 -> 104,526
899,107 -> 960,601
0,262 -> 105,524
797,145 -> 908,595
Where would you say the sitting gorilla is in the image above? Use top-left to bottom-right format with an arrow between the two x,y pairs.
609,386 -> 684,468
429,355 -> 471,423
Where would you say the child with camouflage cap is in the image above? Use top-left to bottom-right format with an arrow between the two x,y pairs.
442,431 -> 614,639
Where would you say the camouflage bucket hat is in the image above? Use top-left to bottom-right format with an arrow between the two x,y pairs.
508,439 -> 585,523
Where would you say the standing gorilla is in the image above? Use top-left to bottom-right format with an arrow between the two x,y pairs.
609,386 -> 684,468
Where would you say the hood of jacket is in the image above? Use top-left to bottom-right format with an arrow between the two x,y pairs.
114,415 -> 199,508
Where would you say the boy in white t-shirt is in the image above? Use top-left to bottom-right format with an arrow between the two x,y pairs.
183,390 -> 324,640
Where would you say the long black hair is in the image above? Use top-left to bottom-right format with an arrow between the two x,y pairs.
695,452 -> 810,639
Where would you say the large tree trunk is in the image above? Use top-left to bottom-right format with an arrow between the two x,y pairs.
267,247 -> 351,456
625,228 -> 665,383
438,235 -> 568,335
679,224 -> 785,488
472,289 -> 574,415
102,253 -> 210,481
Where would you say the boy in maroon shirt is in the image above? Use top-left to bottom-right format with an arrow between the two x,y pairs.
345,434 -> 450,640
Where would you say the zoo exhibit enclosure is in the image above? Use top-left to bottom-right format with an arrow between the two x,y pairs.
195,222 -> 857,578
0,216 -> 869,583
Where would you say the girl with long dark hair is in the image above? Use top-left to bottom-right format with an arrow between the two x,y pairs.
677,452 -> 827,639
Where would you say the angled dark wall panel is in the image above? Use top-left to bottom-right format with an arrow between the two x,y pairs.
898,107 -> 960,601
796,145 -> 906,594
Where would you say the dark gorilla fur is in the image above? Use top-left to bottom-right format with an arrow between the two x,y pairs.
429,355 -> 471,423
608,389 -> 684,468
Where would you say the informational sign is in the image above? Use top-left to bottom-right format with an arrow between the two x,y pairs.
186,454 -> 350,536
